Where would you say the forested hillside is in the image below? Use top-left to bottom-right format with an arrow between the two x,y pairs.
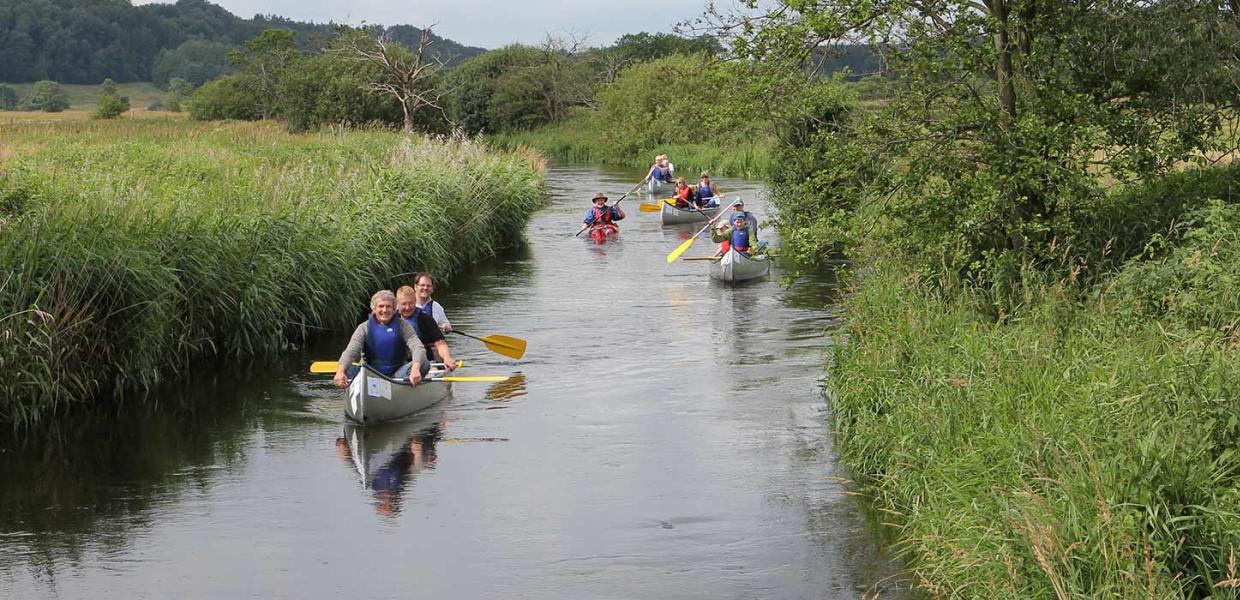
0,0 -> 485,84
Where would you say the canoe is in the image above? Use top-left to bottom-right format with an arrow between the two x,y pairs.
346,362 -> 453,424
660,200 -> 722,225
588,223 -> 620,241
646,178 -> 675,196
709,247 -> 771,283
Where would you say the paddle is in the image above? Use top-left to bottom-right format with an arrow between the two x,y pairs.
665,199 -> 740,264
452,330 -> 527,360
640,196 -> 723,213
575,178 -> 647,237
307,361 -> 508,382
309,359 -> 465,374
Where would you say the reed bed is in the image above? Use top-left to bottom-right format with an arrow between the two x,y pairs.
0,119 -> 546,428
829,261 -> 1240,598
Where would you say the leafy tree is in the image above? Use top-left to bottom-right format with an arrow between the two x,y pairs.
162,77 -> 194,112
608,32 -> 722,63
0,84 -> 17,110
151,40 -> 235,86
185,75 -> 261,120
713,0 -> 1240,283
95,78 -> 129,118
275,52 -> 407,133
228,29 -> 300,119
18,80 -> 70,112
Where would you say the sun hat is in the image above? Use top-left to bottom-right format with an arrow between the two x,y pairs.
592,192 -> 608,202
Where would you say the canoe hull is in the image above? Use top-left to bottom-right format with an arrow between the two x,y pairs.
647,179 -> 675,196
660,200 -> 722,225
346,363 -> 453,425
709,248 -> 771,283
588,223 -> 620,242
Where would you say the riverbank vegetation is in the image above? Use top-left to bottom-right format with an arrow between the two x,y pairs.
0,119 -> 545,429
719,0 -> 1240,596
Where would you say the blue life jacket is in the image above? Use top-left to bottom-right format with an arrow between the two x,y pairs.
364,314 -> 405,376
698,182 -> 714,199
731,226 -> 752,250
401,313 -> 423,342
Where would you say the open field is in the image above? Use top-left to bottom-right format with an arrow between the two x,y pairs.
2,81 -> 167,111
0,119 -> 546,428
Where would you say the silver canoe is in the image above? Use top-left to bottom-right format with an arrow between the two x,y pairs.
709,248 -> 771,283
339,410 -> 445,515
647,178 -> 675,196
346,362 -> 453,424
660,200 -> 723,225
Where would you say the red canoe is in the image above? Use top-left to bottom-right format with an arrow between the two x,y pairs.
588,223 -> 620,242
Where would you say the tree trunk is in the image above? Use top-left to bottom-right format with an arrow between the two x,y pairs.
402,102 -> 414,133
990,0 -> 1018,129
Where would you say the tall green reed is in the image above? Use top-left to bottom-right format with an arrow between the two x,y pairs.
0,120 -> 546,428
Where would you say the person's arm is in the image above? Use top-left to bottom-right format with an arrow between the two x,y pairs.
398,319 -> 427,385
613,206 -> 625,220
433,339 -> 456,370
432,302 -> 451,333
582,209 -> 595,228
334,323 -> 366,388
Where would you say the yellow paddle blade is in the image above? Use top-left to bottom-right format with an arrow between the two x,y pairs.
309,361 -> 347,373
639,203 -> 661,212
480,334 -> 527,360
666,236 -> 697,264
434,376 -> 510,382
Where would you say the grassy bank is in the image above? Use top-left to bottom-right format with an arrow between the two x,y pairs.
0,119 -> 546,428
489,117 -> 773,180
829,247 -> 1240,596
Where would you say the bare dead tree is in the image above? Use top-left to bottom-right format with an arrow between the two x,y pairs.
334,25 -> 450,133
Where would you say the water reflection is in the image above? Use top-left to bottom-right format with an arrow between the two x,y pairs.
335,409 -> 445,518
483,373 -> 527,403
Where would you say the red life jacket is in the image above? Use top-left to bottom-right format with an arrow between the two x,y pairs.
593,206 -> 613,224
675,186 -> 692,202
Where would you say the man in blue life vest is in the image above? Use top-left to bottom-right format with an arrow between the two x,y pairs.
579,191 -> 626,233
333,290 -> 430,388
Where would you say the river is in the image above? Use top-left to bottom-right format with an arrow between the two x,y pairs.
0,164 -> 906,599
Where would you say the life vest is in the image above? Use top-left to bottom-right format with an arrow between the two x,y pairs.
674,185 -> 693,203
364,314 -> 405,376
592,206 -> 614,224
730,226 -> 751,252
698,182 -> 714,200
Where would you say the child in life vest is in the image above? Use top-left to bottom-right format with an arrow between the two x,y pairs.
712,210 -> 757,255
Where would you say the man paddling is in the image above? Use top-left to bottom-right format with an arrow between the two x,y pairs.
411,272 -> 451,334
334,290 -> 428,388
579,191 -> 625,233
397,285 -> 457,370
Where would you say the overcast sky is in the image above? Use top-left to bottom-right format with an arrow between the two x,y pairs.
133,0 -> 727,49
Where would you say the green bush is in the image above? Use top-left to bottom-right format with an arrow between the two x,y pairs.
18,80 -> 70,112
95,79 -> 130,119
185,75 -> 262,120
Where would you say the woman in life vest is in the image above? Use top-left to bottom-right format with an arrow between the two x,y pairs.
579,191 -> 626,233
334,290 -> 429,388
671,177 -> 694,208
695,172 -> 720,208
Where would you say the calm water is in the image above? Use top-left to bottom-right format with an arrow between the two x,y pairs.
0,165 -> 906,599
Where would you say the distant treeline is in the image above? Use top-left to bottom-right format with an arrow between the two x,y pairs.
0,0 -> 485,85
